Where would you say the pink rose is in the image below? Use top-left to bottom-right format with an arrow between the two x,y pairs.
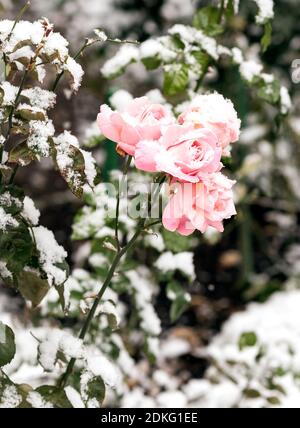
135,124 -> 222,183
178,93 -> 241,156
97,96 -> 174,156
162,173 -> 236,235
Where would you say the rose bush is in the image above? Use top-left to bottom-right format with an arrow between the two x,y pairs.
1,0 -> 297,409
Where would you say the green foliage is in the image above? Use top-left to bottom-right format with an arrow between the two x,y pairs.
142,56 -> 161,71
257,79 -> 281,104
261,22 -> 272,53
84,376 -> 106,407
0,219 -> 34,280
167,281 -> 191,322
163,63 -> 189,96
9,142 -> 38,166
35,386 -> 72,408
162,229 -> 195,253
18,271 -> 50,308
239,332 -> 258,350
193,6 -> 224,37
0,322 -> 16,367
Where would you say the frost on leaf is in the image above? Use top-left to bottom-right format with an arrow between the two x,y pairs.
33,226 -> 68,287
53,131 -> 97,197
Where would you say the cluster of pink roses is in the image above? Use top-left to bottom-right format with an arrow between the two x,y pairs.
97,93 -> 240,236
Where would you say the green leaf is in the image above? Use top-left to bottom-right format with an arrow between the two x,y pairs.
16,108 -> 45,121
141,56 -> 161,71
9,142 -> 38,166
143,338 -> 157,364
0,221 -> 34,278
257,79 -> 280,104
0,322 -> 16,367
99,300 -> 119,330
225,0 -> 235,18
35,386 -> 72,408
18,271 -> 50,307
162,228 -> 195,253
239,332 -> 258,350
191,51 -> 210,72
0,165 -> 12,182
163,63 -> 189,96
193,7 -> 224,37
261,21 -> 272,53
0,86 -> 4,105
170,35 -> 185,50
167,281 -> 191,322
84,376 -> 106,407
244,388 -> 261,399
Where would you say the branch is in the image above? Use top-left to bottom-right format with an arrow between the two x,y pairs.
58,175 -> 165,389
115,155 -> 132,251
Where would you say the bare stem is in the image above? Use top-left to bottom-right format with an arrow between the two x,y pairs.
7,1 -> 31,41
115,155 -> 132,251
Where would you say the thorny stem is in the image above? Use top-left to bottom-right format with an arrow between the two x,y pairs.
115,155 -> 132,251
59,176 -> 166,389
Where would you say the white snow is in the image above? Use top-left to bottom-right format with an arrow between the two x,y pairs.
196,290 -> 300,408
86,351 -> 120,388
253,0 -> 274,24
64,57 -> 84,92
0,260 -> 12,279
42,32 -> 69,60
26,391 -> 53,408
0,385 -> 22,408
22,196 -> 40,226
157,390 -> 187,408
126,268 -> 161,336
33,226 -> 68,286
27,120 -> 55,158
239,60 -> 263,82
155,251 -> 195,280
38,330 -> 84,371
0,207 -> 18,231
81,149 -> 97,187
109,90 -> 133,112
22,88 -> 56,111
169,24 -> 219,60
65,386 -> 85,408
101,45 -> 139,78
0,82 -> 18,105
280,86 -> 292,115
94,29 -> 108,42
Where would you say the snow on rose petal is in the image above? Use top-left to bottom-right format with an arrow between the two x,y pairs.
178,93 -> 241,156
97,96 -> 174,156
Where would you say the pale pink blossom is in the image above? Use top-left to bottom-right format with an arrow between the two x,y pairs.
135,124 -> 222,183
178,93 -> 241,155
162,173 -> 236,235
97,96 -> 174,156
